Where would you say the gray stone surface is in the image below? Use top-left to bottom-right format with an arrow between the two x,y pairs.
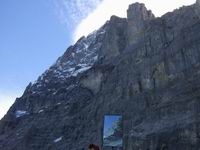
1,1 -> 200,150
127,3 -> 154,45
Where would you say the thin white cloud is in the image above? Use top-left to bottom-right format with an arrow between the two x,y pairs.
0,93 -> 16,119
74,0 -> 196,42
0,84 -> 24,119
53,0 -> 102,28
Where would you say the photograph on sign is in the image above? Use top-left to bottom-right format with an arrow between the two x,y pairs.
103,115 -> 123,148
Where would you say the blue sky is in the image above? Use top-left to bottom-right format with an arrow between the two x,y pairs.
0,0 -> 71,90
0,0 -> 196,119
0,0 -> 101,119
103,115 -> 122,138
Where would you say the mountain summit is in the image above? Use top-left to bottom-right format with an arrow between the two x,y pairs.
1,2 -> 200,150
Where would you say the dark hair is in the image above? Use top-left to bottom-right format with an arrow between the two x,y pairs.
88,144 -> 100,150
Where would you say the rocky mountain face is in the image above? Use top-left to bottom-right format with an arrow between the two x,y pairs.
1,1 -> 200,150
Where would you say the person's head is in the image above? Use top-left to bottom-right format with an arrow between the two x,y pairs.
88,144 -> 100,150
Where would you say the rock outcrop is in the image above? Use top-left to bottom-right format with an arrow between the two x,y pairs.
195,0 -> 200,18
127,3 -> 154,45
1,1 -> 200,150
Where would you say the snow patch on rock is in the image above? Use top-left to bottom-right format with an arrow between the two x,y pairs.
30,24 -> 107,94
38,110 -> 44,113
15,110 -> 29,118
54,136 -> 63,143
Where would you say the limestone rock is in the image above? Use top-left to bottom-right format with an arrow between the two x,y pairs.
197,0 -> 200,5
195,0 -> 200,19
1,1 -> 200,150
127,3 -> 155,45
127,3 -> 154,22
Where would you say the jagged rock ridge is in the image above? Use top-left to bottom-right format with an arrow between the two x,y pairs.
1,1 -> 200,150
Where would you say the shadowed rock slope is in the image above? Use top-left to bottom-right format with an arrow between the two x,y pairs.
1,1 -> 200,150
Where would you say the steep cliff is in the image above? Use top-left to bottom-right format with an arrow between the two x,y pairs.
1,1 -> 200,150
